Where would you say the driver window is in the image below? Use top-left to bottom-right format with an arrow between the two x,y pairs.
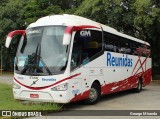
71,30 -> 102,71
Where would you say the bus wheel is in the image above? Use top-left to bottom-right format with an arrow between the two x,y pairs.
85,83 -> 101,104
135,79 -> 142,93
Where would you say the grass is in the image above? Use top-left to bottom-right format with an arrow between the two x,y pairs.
0,83 -> 61,111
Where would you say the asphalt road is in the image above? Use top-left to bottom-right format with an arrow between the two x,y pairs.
0,74 -> 13,85
30,81 -> 160,119
0,75 -> 160,119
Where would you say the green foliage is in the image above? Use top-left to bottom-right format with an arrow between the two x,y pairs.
75,0 -> 160,67
0,0 -> 27,71
76,0 -> 137,36
23,0 -> 63,25
133,0 -> 160,63
0,0 -> 159,71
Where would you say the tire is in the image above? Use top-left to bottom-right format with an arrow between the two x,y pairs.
134,79 -> 142,93
85,83 -> 101,104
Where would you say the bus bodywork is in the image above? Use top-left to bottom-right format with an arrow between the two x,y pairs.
6,14 -> 151,104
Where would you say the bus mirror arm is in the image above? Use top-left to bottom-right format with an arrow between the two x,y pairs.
5,30 -> 26,48
63,26 -> 74,45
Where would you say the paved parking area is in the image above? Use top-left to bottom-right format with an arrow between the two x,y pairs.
30,81 -> 160,119
0,74 -> 13,85
67,81 -> 160,110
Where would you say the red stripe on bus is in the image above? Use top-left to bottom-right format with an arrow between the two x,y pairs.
8,30 -> 25,37
73,25 -> 100,31
14,73 -> 81,90
134,55 -> 150,76
70,68 -> 152,102
64,26 -> 74,34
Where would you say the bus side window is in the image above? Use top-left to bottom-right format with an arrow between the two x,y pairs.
118,37 -> 130,54
122,38 -> 131,54
124,42 -> 131,54
83,30 -> 102,60
71,30 -> 102,71
140,44 -> 150,57
113,41 -> 119,53
71,38 -> 83,70
119,39 -> 125,53
130,41 -> 136,55
104,40 -> 114,51
104,32 -> 119,53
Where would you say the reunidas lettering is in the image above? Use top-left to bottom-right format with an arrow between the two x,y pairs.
107,52 -> 132,67
42,78 -> 56,81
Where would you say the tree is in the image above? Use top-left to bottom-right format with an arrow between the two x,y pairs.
0,0 -> 84,71
23,0 -> 63,25
75,0 -> 160,70
23,0 -> 84,25
133,0 -> 160,66
0,0 -> 27,71
75,0 -> 138,36
0,0 -> 159,72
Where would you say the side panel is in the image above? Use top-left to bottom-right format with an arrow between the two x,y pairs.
69,51 -> 151,102
69,28 -> 104,102
70,68 -> 90,102
103,51 -> 151,94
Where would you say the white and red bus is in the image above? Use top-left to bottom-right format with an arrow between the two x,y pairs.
6,14 -> 151,104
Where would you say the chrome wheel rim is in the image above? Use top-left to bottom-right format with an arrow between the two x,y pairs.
89,88 -> 97,100
138,81 -> 141,90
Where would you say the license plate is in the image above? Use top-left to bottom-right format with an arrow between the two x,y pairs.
30,94 -> 39,98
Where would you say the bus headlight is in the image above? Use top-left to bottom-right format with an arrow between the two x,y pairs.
13,82 -> 21,89
51,83 -> 68,91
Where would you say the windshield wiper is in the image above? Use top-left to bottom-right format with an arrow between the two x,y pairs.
21,44 -> 39,75
37,45 -> 52,75
21,44 -> 52,75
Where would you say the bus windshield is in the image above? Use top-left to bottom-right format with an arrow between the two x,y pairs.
15,26 -> 69,76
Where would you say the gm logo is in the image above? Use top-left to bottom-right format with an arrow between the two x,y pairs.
80,30 -> 91,37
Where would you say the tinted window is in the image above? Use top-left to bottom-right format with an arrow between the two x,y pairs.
71,30 -> 102,70
104,32 -> 119,52
104,32 -> 151,57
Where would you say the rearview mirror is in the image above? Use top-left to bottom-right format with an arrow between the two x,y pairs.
63,34 -> 71,45
63,26 -> 73,45
5,30 -> 25,48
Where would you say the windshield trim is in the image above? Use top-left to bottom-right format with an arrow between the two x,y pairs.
15,25 -> 71,76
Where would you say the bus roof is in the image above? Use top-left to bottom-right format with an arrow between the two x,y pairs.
28,14 -> 150,46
